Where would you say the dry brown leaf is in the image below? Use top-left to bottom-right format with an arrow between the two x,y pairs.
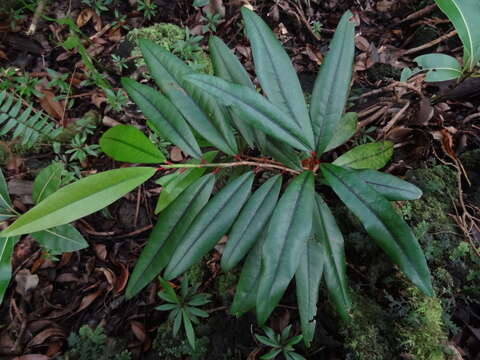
170,147 -> 184,162
114,262 -> 129,294
76,288 -> 102,313
96,267 -> 116,291
76,8 -> 95,28
130,321 -> 146,343
95,244 -> 107,261
39,89 -> 64,120
27,327 -> 66,347
15,269 -> 39,299
13,355 -> 50,360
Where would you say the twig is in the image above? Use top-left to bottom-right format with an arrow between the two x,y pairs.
26,0 -> 47,36
160,161 -> 302,175
463,112 -> 480,124
396,3 -> 437,24
383,101 -> 410,135
401,30 -> 457,56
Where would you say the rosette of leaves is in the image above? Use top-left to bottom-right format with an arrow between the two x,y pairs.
401,0 -> 480,82
0,8 -> 432,347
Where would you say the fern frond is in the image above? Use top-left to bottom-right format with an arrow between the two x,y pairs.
0,91 -> 61,148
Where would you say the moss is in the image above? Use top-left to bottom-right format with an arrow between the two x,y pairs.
396,288 -> 447,360
215,271 -> 237,305
127,23 -> 213,74
152,322 -> 209,360
367,63 -> 401,82
341,292 -> 394,360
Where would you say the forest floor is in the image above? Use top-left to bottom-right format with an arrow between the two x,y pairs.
1,0 -> 480,359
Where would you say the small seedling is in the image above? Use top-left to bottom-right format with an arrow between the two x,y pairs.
255,325 -> 305,360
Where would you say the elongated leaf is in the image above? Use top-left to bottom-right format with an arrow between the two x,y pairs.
241,8 -> 313,144
434,0 -> 480,71
314,194 -> 351,321
139,39 -> 237,156
209,36 -> 260,148
332,141 -> 393,170
122,78 -> 201,159
325,112 -> 358,152
256,171 -> 315,325
310,11 -> 355,154
0,236 -> 18,304
264,138 -> 303,171
295,237 -> 324,347
32,224 -> 88,253
231,229 -> 266,317
0,168 -> 14,221
414,54 -> 462,82
126,174 -> 215,298
355,169 -> 423,201
221,175 -> 282,271
100,125 -> 166,164
164,172 -> 254,280
321,164 -> 433,296
1,167 -> 156,237
32,162 -> 64,204
155,151 -> 217,214
186,74 -> 313,152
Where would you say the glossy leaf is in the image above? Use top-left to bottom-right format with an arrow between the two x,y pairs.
414,54 -> 462,82
332,141 -> 393,170
310,11 -> 356,154
241,8 -> 313,144
139,39 -> 237,156
221,175 -> 282,271
100,125 -> 166,164
32,224 -> 88,253
32,162 -> 64,204
155,151 -> 217,214
321,164 -> 433,296
434,0 -> 480,71
324,112 -> 358,152
1,167 -> 156,237
295,237 -> 324,346
186,74 -> 313,152
122,78 -> 201,159
0,236 -> 18,304
256,171 -> 315,325
264,138 -> 303,171
164,172 -> 254,280
231,229 -> 266,317
314,194 -> 351,321
126,174 -> 215,298
355,169 -> 423,201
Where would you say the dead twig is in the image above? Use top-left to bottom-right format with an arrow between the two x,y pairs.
401,30 -> 457,56
396,3 -> 437,24
26,0 -> 47,36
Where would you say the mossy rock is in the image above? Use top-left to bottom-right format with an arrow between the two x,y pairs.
127,23 -> 213,75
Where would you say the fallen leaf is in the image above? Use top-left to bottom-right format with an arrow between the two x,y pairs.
15,269 -> 39,299
130,321 -> 146,343
170,147 -> 184,162
95,244 -> 107,261
27,327 -> 66,347
76,288 -> 102,313
13,355 -> 50,360
76,8 -> 94,28
114,262 -> 129,294
39,89 -> 64,120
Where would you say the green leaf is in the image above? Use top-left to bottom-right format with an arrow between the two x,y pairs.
164,172 -> 254,280
209,36 -> 260,149
321,164 -> 433,296
193,0 -> 209,6
99,125 -> 166,164
261,349 -> 282,359
434,0 -> 480,71
183,310 -> 196,349
158,276 -> 179,304
314,194 -> 351,321
122,78 -> 201,159
256,171 -> 315,325
231,228 -> 266,317
324,112 -> 358,152
1,167 -> 156,237
414,54 -> 462,82
241,8 -> 313,145
126,174 -> 215,298
221,175 -> 282,271
154,151 -> 218,214
186,74 -> 313,152
332,141 -> 393,170
310,11 -> 356,154
32,224 -> 88,253
0,236 -> 18,304
139,39 -> 237,156
295,237 -> 324,347
264,138 -> 303,171
355,169 -> 423,201
0,168 -> 14,221
32,162 -> 64,204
